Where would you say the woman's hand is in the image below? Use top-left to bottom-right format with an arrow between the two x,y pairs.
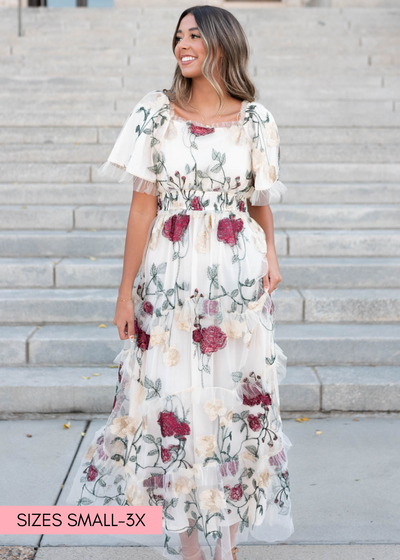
263,249 -> 282,295
113,299 -> 135,340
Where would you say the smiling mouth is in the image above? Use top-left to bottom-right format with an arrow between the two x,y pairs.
181,56 -> 197,64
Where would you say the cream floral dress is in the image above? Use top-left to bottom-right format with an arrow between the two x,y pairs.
66,89 -> 294,558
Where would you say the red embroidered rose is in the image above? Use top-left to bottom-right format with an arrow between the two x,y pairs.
191,196 -> 203,211
220,460 -> 239,477
239,200 -> 245,212
143,474 -> 163,489
86,464 -> 98,482
153,494 -> 164,505
118,362 -> 123,383
193,324 -> 227,356
143,301 -> 153,315
96,435 -> 104,445
192,326 -> 203,343
269,448 -> 287,467
134,318 -> 150,351
161,444 -> 176,463
162,214 -> 190,243
230,483 -> 243,502
217,216 -> 244,246
248,413 -> 263,431
242,381 -> 272,408
157,411 -> 191,438
190,123 -> 215,136
203,299 -> 219,315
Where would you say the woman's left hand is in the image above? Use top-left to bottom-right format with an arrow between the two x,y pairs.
263,249 -> 282,295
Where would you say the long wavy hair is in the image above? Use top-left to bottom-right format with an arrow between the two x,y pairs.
163,4 -> 256,111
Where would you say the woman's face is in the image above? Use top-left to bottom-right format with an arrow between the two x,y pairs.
174,13 -> 220,78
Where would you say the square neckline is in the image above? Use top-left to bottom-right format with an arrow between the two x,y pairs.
168,98 -> 248,129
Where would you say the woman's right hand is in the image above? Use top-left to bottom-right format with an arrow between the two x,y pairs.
113,299 -> 135,340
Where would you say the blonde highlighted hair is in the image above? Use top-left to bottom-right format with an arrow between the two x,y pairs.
163,4 -> 256,110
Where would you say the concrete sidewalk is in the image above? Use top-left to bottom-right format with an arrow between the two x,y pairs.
0,414 -> 399,558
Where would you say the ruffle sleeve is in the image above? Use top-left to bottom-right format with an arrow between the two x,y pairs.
98,89 -> 171,187
246,102 -> 287,206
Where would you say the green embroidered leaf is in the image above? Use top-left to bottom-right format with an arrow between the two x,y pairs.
147,449 -> 158,456
78,497 -> 93,505
143,434 -> 155,443
231,371 -> 242,382
245,445 -> 258,457
110,453 -> 124,462
210,163 -> 221,173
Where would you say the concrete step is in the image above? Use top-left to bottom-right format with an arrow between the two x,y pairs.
0,364 -> 398,414
0,288 -> 399,324
1,183 -> 398,206
0,256 -> 399,290
2,142 -> 400,164
1,85 -> 398,102
1,123 -> 400,146
0,229 -> 398,258
1,323 -> 399,367
287,229 -> 400,257
1,204 -> 399,230
282,184 -> 400,204
2,108 -> 400,128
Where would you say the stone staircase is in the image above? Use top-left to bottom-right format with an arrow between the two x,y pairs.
0,5 -> 399,415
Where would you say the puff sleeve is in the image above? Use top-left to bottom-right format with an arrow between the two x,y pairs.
98,89 -> 171,197
247,102 -> 287,206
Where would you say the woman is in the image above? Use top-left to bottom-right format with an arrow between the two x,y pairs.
66,5 -> 294,560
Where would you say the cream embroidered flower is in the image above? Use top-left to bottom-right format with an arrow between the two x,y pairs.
220,410 -> 233,427
258,469 -> 271,488
239,451 -> 257,463
243,327 -> 256,348
205,212 -> 217,231
267,164 -> 277,183
109,416 -> 137,438
224,319 -> 247,339
163,345 -> 180,367
175,305 -> 191,331
248,219 -> 267,253
165,119 -> 177,139
248,291 -> 268,312
174,476 -> 196,495
252,148 -> 267,172
132,381 -> 146,408
265,121 -> 279,147
149,216 -> 166,251
199,489 -> 226,513
126,478 -> 144,506
230,124 -> 247,145
84,442 -> 97,461
195,435 -> 217,457
150,325 -> 169,347
204,399 -> 227,421
195,230 -> 210,253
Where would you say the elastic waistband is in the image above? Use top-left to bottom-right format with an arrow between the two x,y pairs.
158,190 -> 249,214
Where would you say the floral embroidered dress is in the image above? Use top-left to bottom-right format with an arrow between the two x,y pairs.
66,89 -> 294,558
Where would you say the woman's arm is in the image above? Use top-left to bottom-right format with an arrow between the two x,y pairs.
114,190 -> 158,339
248,201 -> 282,294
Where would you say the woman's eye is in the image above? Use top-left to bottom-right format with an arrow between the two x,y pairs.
175,34 -> 200,42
